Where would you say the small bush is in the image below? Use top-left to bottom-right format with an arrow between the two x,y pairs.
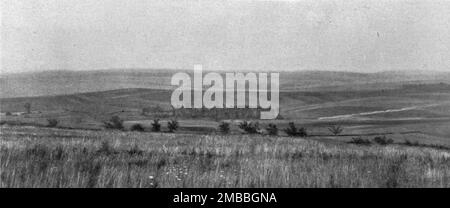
151,119 -> 161,132
284,122 -> 307,137
47,118 -> 58,127
404,139 -> 411,145
104,116 -> 124,130
130,124 -> 145,132
373,136 -> 394,145
328,125 -> 344,135
404,139 -> 419,146
266,123 -> 278,136
238,121 -> 259,134
218,122 -> 230,134
297,127 -> 308,137
349,137 -> 371,145
284,122 -> 297,136
5,112 -> 12,116
167,120 -> 179,132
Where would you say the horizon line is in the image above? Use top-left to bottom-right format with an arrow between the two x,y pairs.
2,68 -> 449,76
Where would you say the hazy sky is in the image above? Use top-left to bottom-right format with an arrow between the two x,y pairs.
1,0 -> 449,74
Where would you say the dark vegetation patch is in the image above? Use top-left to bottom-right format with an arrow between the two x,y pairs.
284,122 -> 307,137
238,121 -> 259,134
130,124 -> 145,132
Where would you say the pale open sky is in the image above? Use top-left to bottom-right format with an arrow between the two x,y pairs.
1,0 -> 449,74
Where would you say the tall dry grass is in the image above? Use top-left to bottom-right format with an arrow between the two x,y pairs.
1,126 -> 449,188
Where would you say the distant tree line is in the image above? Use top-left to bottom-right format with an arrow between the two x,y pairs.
142,106 -> 269,120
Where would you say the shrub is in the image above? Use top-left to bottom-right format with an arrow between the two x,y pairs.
5,112 -> 12,116
297,127 -> 308,137
284,122 -> 307,137
218,122 -> 230,134
151,119 -> 161,132
284,122 -> 297,136
167,120 -> 179,132
373,136 -> 394,145
266,123 -> 278,136
130,123 -> 145,132
238,121 -> 259,134
404,139 -> 419,146
328,125 -> 344,135
104,116 -> 124,130
238,121 -> 247,130
47,118 -> 58,127
404,139 -> 412,146
349,137 -> 371,145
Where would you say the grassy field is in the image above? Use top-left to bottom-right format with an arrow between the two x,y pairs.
1,125 -> 450,188
1,71 -> 450,188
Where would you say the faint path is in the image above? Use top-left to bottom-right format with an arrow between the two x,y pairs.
317,102 -> 449,120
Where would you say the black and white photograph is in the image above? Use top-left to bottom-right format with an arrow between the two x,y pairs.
1,0 -> 450,193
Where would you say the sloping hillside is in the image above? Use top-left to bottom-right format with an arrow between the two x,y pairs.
1,71 -> 450,141
2,69 -> 450,98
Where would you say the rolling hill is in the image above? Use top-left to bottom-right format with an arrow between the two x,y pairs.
2,69 -> 450,98
1,70 -> 450,144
